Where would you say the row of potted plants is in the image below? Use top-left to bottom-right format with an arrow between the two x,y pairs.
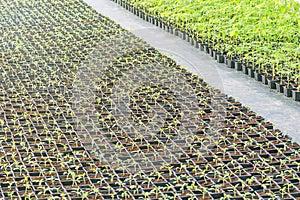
112,0 -> 300,101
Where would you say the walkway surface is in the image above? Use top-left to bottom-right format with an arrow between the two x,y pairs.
84,0 -> 300,141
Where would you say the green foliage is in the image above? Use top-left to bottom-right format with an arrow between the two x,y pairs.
126,0 -> 300,86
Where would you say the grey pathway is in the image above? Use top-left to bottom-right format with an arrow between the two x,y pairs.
84,0 -> 300,141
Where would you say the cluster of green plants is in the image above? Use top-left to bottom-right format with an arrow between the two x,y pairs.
1,0 -> 300,199
123,0 -> 300,90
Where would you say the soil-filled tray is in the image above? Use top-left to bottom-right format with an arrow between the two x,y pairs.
0,0 -> 300,199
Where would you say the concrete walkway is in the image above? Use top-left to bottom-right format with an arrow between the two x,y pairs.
84,0 -> 300,142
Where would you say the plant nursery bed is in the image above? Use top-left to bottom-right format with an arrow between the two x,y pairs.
0,0 -> 300,199
112,0 -> 300,101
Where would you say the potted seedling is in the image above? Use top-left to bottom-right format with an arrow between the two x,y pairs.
282,62 -> 296,97
292,71 -> 300,101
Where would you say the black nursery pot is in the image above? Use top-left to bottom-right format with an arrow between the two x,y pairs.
200,43 -> 206,51
242,65 -> 249,75
284,86 -> 293,97
234,61 -> 242,71
275,82 -> 285,93
208,47 -> 214,57
254,71 -> 262,81
182,31 -> 187,40
217,53 -> 224,63
168,26 -> 173,34
203,45 -> 210,54
292,90 -> 300,101
213,50 -> 218,60
191,38 -> 196,46
267,79 -> 278,89
247,67 -> 254,78
187,35 -> 191,42
226,58 -> 235,68
210,193 -> 224,199
250,184 -> 263,191
261,74 -> 269,85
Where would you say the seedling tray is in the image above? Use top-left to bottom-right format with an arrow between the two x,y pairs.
0,0 -> 299,199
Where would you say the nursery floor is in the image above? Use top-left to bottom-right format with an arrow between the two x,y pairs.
84,0 -> 300,142
1,0 -> 300,199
